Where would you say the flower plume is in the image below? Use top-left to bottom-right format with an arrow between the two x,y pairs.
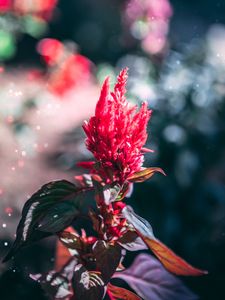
83,68 -> 152,184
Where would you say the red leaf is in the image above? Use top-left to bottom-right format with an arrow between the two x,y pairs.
122,206 -> 208,276
107,283 -> 141,300
55,240 -> 72,272
127,167 -> 166,183
55,226 -> 75,271
143,237 -> 208,276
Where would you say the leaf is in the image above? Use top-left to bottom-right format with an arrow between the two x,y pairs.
113,253 -> 199,300
122,206 -> 155,239
89,210 -> 105,236
72,264 -> 106,300
118,231 -> 147,251
127,167 -> 165,183
31,257 -> 78,300
93,178 -> 122,206
107,283 -> 141,300
142,237 -> 208,276
3,180 -> 92,262
58,231 -> 82,251
55,240 -> 72,272
116,183 -> 133,201
93,240 -> 122,282
122,206 -> 208,276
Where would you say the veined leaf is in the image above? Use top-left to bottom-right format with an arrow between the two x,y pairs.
113,253 -> 199,300
127,167 -> 165,183
118,230 -> 147,251
72,264 -> 106,300
107,283 -> 141,300
3,180 -> 93,262
93,240 -> 122,282
122,206 -> 208,276
141,237 -> 208,276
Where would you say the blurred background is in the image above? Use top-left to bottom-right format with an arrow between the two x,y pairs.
0,0 -> 225,299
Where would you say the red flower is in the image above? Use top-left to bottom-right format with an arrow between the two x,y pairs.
83,68 -> 152,184
0,0 -> 11,12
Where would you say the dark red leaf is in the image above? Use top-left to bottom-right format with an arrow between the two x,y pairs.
142,237 -> 208,276
127,167 -> 166,183
93,240 -> 122,282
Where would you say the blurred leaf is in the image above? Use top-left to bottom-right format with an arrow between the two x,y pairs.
113,254 -> 199,300
3,180 -> 92,262
22,15 -> 47,38
93,240 -> 122,282
107,283 -> 141,300
55,239 -> 72,272
0,30 -> 16,60
127,167 -> 166,183
122,206 -> 207,276
31,257 -> 78,300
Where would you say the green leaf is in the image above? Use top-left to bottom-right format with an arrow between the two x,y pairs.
37,201 -> 79,232
3,180 -> 93,262
93,240 -> 122,282
127,167 -> 166,183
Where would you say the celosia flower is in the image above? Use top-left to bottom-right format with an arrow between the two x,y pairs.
83,68 -> 152,184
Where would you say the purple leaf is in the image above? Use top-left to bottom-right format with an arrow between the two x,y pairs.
113,254 -> 198,300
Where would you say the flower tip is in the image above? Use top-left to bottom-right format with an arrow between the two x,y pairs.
95,76 -> 110,116
118,67 -> 129,82
114,67 -> 129,95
